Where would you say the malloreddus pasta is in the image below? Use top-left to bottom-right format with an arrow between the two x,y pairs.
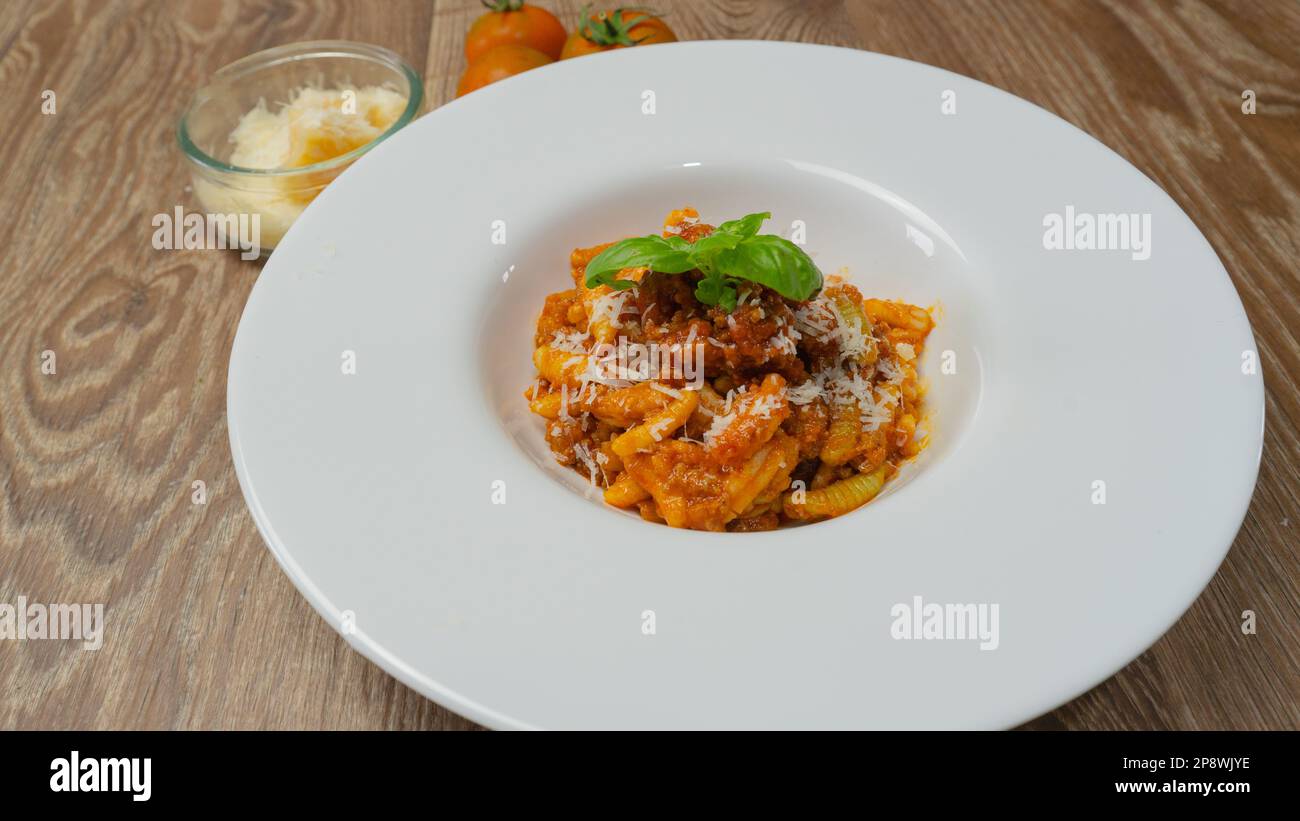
525,208 -> 934,532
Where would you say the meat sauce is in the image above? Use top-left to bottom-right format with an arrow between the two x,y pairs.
527,208 -> 934,532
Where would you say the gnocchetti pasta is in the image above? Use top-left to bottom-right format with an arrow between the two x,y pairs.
525,207 -> 935,532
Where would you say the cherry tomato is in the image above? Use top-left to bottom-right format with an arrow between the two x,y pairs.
456,44 -> 553,97
560,7 -> 677,59
466,1 -> 568,63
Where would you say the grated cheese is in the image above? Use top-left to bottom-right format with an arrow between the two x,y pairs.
198,85 -> 408,248
825,297 -> 870,362
703,411 -> 736,449
749,392 -> 784,419
770,327 -> 801,356
572,441 -> 600,486
551,329 -> 592,353
588,288 -> 636,332
876,356 -> 906,385
787,380 -> 825,406
793,298 -> 834,341
648,417 -> 675,441
860,386 -> 900,432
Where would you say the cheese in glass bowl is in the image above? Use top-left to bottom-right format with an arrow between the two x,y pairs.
177,41 -> 423,256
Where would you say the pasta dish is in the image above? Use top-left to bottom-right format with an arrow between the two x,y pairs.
525,208 -> 934,532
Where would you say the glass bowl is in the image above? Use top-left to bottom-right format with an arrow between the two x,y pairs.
177,41 -> 423,256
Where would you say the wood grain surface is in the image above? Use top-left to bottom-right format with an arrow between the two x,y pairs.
0,0 -> 1296,730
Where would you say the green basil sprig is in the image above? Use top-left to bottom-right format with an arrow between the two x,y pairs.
583,212 -> 823,311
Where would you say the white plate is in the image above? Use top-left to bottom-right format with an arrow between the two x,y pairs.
228,42 -> 1263,729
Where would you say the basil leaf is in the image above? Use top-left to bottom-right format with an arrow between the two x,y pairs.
715,235 -> 822,302
694,273 -> 737,312
690,231 -> 743,255
687,230 -> 743,274
583,214 -> 824,310
715,211 -> 770,239
717,281 -> 739,312
584,235 -> 694,289
716,290 -> 737,312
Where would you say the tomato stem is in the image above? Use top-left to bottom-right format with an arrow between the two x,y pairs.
481,0 -> 525,12
577,5 -> 666,47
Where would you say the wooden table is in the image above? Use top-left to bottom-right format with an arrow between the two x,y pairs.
1,0 -> 1296,730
